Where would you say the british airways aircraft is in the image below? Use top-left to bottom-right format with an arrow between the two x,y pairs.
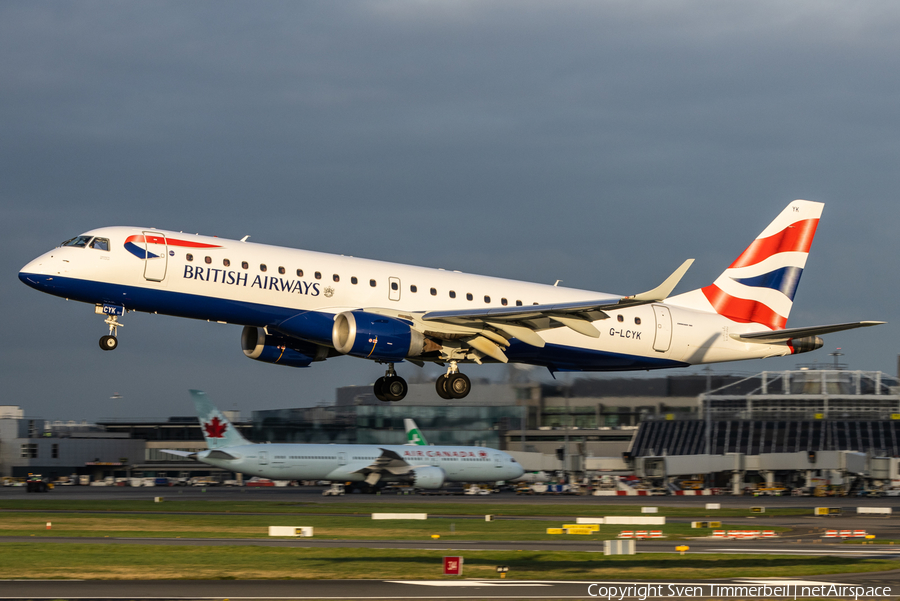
18,200 -> 881,402
164,391 -> 523,490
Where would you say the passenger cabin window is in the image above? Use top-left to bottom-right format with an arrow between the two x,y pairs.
242,261 -> 249,269
370,279 -> 376,287
635,317 -> 641,325
296,269 -> 303,277
466,293 -> 473,301
484,295 -> 491,303
410,285 -> 417,293
430,288 -> 437,296
61,235 -> 92,248
516,300 -> 523,306
278,266 -> 285,275
351,277 -> 358,284
186,254 -> 194,262
223,259 -> 230,267
315,272 -> 322,279
617,315 -> 624,322
391,281 -> 399,291
204,256 -> 212,264
501,298 -> 508,306
449,290 -> 456,298
89,238 -> 109,251
260,264 -> 267,272
333,274 -> 340,282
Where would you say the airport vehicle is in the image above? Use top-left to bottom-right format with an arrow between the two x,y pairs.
163,390 -> 524,490
19,201 -> 882,401
404,418 -> 427,445
26,474 -> 51,493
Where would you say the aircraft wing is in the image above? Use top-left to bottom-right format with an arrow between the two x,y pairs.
368,259 -> 694,362
350,448 -> 413,476
731,321 -> 885,343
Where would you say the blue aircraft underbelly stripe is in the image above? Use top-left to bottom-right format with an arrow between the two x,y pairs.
18,272 -> 688,372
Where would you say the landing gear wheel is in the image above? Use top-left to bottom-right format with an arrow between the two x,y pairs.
435,374 -> 453,400
373,377 -> 390,402
383,375 -> 408,401
447,373 -> 471,399
99,335 -> 118,351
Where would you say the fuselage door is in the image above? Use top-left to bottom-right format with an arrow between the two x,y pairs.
258,450 -> 268,466
652,304 -> 672,352
141,231 -> 168,282
388,277 -> 401,301
337,452 -> 347,466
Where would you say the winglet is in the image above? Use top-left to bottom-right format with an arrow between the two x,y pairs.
628,259 -> 694,302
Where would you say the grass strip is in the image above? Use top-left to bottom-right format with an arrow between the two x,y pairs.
0,511 -> 764,541
0,498 -> 811,518
0,543 -> 893,580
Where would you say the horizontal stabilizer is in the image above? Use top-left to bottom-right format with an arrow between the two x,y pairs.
160,449 -> 196,458
732,321 -> 885,343
206,450 -> 237,460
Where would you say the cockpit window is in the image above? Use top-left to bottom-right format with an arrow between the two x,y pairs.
61,236 -> 92,248
89,238 -> 110,251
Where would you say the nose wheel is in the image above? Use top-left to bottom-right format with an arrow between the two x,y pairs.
435,362 -> 471,399
99,314 -> 123,351
374,364 -> 408,402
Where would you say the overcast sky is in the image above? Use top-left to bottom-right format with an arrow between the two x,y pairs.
2,1 -> 898,421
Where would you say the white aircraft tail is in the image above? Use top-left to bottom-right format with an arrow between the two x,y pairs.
670,200 -> 823,330
190,389 -> 251,449
404,418 -> 428,446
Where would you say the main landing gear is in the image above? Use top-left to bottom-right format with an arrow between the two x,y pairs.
374,364 -> 408,402
99,314 -> 123,351
435,361 -> 471,400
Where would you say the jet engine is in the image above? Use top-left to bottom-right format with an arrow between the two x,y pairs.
408,465 -> 446,489
789,336 -> 824,354
332,311 -> 432,362
241,326 -> 329,368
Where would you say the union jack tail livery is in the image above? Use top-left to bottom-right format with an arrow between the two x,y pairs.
680,201 -> 822,331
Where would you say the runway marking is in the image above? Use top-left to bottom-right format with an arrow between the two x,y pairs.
734,578 -> 851,586
390,580 -> 553,587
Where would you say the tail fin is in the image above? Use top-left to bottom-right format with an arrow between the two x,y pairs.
404,418 -> 428,445
671,200 -> 823,330
190,389 -> 251,449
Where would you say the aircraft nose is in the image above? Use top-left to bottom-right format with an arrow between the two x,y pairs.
19,254 -> 54,290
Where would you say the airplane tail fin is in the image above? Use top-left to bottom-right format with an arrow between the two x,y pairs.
404,418 -> 428,446
669,200 -> 823,330
189,389 -> 251,449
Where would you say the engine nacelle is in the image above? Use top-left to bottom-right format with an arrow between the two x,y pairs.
241,326 -> 329,368
332,311 -> 426,362
789,336 -> 824,354
408,465 -> 446,489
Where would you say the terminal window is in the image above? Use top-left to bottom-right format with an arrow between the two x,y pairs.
20,443 -> 38,459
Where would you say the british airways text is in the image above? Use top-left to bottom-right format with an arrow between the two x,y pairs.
183,265 -> 320,295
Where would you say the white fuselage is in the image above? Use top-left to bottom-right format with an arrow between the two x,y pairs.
19,226 -> 795,372
197,442 -> 524,483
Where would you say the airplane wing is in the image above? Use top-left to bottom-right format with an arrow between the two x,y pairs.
367,259 -> 694,363
350,448 -> 413,476
731,321 -> 885,343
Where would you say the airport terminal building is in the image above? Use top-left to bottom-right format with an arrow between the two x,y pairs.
4,367 -> 900,492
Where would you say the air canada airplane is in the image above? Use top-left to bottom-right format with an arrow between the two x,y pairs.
163,391 -> 524,490
19,200 -> 882,402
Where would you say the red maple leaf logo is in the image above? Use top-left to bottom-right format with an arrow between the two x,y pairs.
203,417 -> 228,438
478,451 -> 487,457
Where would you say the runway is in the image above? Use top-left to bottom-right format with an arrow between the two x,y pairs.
4,575 -> 900,600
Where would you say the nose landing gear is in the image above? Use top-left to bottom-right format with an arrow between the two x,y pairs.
98,314 -> 123,351
374,363 -> 408,402
435,361 -> 471,399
